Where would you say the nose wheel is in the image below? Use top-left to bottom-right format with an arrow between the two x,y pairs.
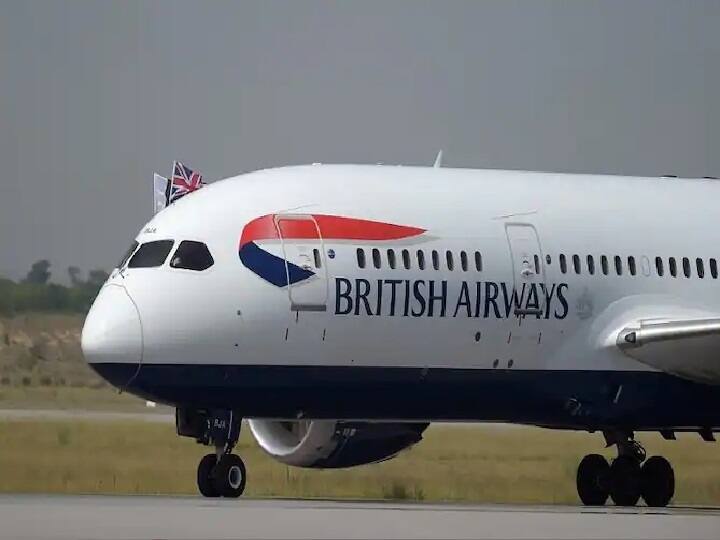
197,454 -> 220,497
576,432 -> 675,507
197,453 -> 247,498
176,409 -> 247,498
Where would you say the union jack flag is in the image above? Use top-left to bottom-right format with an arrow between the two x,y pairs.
168,161 -> 205,204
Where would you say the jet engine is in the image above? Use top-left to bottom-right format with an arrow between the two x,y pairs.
248,419 -> 429,468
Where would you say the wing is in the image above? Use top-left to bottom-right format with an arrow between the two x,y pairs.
617,317 -> 720,384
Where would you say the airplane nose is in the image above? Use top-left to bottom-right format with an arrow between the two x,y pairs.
81,284 -> 142,365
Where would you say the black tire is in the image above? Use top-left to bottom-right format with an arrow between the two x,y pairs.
197,454 -> 220,498
212,454 -> 246,498
609,455 -> 642,506
641,456 -> 675,508
577,454 -> 610,506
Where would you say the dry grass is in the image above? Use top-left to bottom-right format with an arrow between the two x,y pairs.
0,386 -> 161,411
1,420 -> 719,505
0,313 -> 100,388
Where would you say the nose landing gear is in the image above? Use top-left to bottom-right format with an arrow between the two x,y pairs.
197,452 -> 247,498
576,431 -> 674,507
195,411 -> 246,498
176,408 -> 247,498
197,454 -> 221,497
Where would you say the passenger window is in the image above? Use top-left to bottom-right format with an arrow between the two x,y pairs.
711,258 -> 718,279
572,254 -> 581,274
601,255 -> 609,275
128,240 -> 174,268
669,257 -> 677,277
313,249 -> 322,269
683,257 -> 691,278
697,258 -> 705,279
431,250 -> 440,271
372,249 -> 381,269
117,241 -> 139,269
655,256 -> 664,277
534,254 -> 540,274
559,254 -> 567,274
357,248 -> 366,269
402,249 -> 411,270
614,256 -> 623,276
170,241 -> 214,271
460,251 -> 468,272
387,249 -> 397,270
587,255 -> 595,275
628,256 -> 636,276
475,252 -> 483,271
446,251 -> 454,271
417,250 -> 426,270
641,256 -> 651,276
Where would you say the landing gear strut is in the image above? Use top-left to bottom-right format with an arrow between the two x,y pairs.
576,431 -> 674,507
176,408 -> 246,498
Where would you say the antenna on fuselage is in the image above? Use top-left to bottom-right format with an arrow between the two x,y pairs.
433,150 -> 443,168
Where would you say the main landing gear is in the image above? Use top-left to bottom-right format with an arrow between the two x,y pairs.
176,408 -> 246,498
576,431 -> 674,507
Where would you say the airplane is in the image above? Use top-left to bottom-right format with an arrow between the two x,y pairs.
81,163 -> 720,507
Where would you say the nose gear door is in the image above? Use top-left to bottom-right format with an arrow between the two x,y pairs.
505,223 -> 547,317
274,214 -> 328,312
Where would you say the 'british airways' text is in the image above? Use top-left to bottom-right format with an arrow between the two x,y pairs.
334,278 -> 569,319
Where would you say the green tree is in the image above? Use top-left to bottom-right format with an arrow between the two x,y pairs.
47,284 -> 69,310
67,266 -> 82,286
0,265 -> 109,315
87,269 -> 109,287
0,278 -> 15,315
24,260 -> 51,285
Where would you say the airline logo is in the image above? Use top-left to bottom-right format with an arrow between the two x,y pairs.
239,214 -> 425,287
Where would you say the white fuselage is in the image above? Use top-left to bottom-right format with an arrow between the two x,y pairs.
82,165 -> 720,430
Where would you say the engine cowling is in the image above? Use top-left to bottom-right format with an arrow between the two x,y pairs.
248,419 -> 429,468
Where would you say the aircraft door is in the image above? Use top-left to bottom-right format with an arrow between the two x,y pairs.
274,214 -> 328,312
505,223 -> 547,317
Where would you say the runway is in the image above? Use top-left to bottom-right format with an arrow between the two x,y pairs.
1,495 -> 719,540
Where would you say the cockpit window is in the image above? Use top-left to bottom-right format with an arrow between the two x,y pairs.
128,240 -> 174,268
170,241 -> 214,271
117,241 -> 139,269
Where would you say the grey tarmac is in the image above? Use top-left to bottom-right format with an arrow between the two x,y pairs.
0,495 -> 719,540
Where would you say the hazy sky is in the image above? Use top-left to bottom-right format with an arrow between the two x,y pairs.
1,1 -> 719,282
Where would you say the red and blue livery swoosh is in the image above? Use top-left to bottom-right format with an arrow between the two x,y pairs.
239,214 -> 425,287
